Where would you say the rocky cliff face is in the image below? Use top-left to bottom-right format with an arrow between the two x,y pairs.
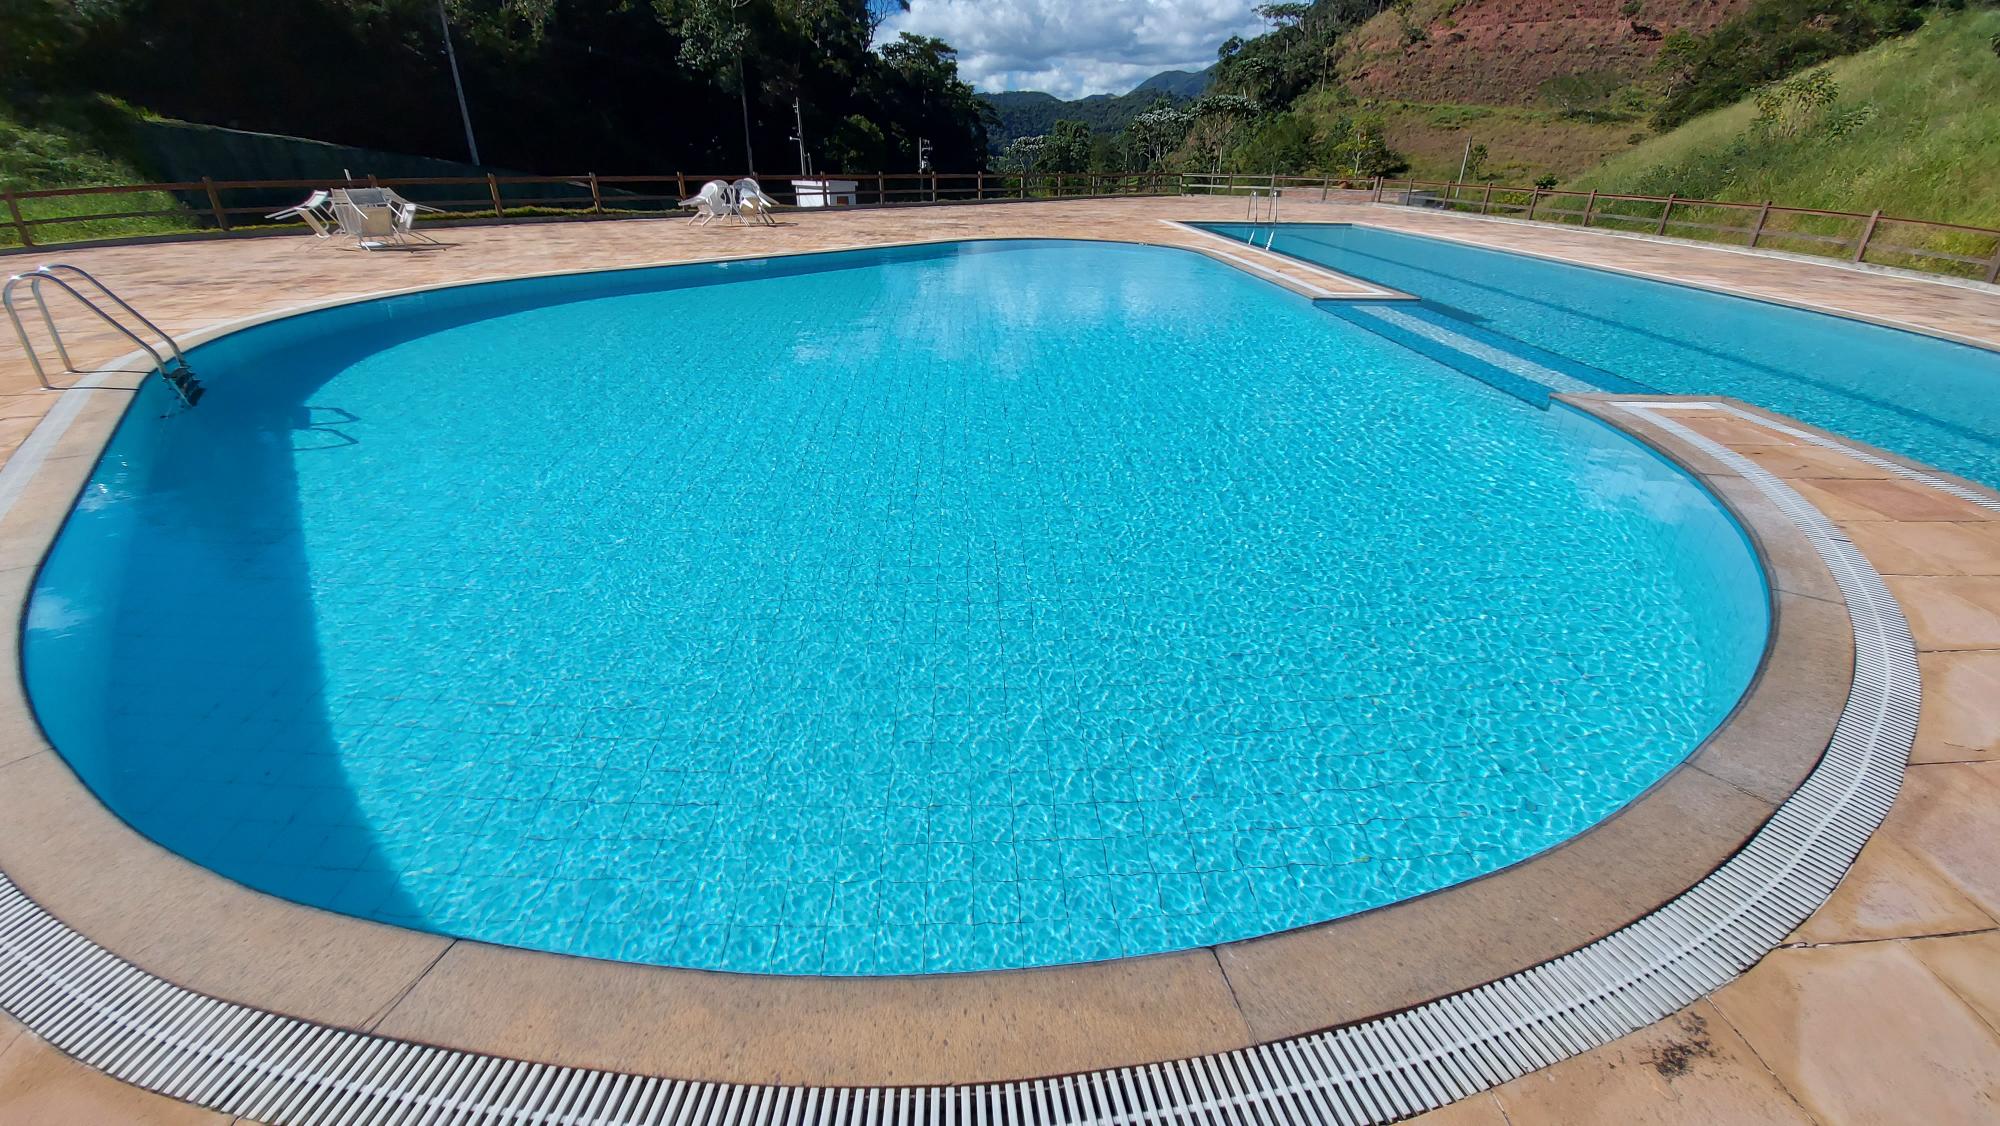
1339,0 -> 1752,106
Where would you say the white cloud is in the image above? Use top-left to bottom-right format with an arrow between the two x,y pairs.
880,0 -> 1267,98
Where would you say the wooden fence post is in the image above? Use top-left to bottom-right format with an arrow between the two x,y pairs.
877,171 -> 887,205
1655,194 -> 1676,236
975,169 -> 983,201
2,190 -> 33,248
588,173 -> 603,214
201,177 -> 230,231
1480,183 -> 1493,214
487,174 -> 505,218
676,171 -> 688,201
1853,208 -> 1882,262
931,170 -> 938,203
1749,200 -> 1771,247
1526,189 -> 1541,221
1582,189 -> 1599,227
1371,177 -> 1383,203
1985,238 -> 2000,285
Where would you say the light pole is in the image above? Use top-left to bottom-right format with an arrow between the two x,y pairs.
436,0 -> 481,165
791,98 -> 811,177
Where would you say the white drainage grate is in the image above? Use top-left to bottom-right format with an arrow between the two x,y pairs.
0,402 -> 1916,1125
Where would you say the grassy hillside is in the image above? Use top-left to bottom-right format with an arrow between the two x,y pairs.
1363,100 -> 1641,180
1572,7 -> 2000,226
0,96 -> 194,246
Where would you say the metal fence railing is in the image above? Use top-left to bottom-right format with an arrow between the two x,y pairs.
6,167 -> 1998,284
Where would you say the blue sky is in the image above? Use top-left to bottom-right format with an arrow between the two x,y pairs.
879,0 -> 1268,98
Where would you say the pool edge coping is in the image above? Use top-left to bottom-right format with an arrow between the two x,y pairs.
0,241 -> 1864,1089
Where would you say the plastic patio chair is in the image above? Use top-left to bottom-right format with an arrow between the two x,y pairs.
732,178 -> 779,226
679,180 -> 736,226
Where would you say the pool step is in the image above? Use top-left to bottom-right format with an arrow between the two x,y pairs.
1321,300 -> 1657,408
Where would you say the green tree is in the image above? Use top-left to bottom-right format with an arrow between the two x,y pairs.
1124,99 -> 1195,170
0,0 -> 85,94
875,33 -> 991,170
46,0 -> 990,178
658,0 -> 758,170
998,135 -> 1046,173
1041,119 -> 1092,173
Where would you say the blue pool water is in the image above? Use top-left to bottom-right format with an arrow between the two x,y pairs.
1205,222 -> 2000,488
25,240 -> 1767,974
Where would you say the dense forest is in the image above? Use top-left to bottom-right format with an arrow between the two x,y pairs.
1,0 -> 990,175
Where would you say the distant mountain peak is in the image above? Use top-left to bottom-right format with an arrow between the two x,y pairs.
977,66 -> 1212,153
1131,67 -> 1213,98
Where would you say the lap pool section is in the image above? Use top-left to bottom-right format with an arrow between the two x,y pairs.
24,239 -> 1767,975
1202,221 -> 2000,490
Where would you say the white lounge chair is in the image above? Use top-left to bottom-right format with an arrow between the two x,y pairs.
732,178 -> 779,226
680,180 -> 735,226
266,191 -> 336,242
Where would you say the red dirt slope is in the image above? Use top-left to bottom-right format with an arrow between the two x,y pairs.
1340,0 -> 1752,106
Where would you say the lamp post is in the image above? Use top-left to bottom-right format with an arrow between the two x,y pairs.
791,97 -> 811,176
436,0 -> 481,165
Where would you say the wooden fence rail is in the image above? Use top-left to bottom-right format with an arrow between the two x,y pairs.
0,171 -> 1182,252
1370,177 -> 2000,283
6,168 -> 1997,284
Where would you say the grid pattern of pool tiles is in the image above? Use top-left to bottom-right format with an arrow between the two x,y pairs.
27,242 -> 1767,974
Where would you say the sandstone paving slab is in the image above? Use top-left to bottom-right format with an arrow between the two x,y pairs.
1712,942 -> 2000,1125
1405,1092 -> 1512,1124
1887,576 -> 2000,652
1872,763 -> 2000,918
1915,651 -> 2000,762
1848,522 -> 2000,579
1911,931 -> 2000,1036
0,1017 -> 229,1125
1486,1002 -> 1815,1125
1790,832 -> 1996,944
1794,478 -> 1998,523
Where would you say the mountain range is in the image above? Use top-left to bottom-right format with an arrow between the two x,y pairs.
979,66 -> 1214,152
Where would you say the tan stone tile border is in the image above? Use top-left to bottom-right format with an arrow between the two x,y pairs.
0,238 -> 1871,1096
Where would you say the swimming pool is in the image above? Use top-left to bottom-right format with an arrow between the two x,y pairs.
23,239 -> 1766,975
1203,222 -> 2000,489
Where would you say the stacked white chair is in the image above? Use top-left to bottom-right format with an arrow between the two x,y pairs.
679,179 -> 736,225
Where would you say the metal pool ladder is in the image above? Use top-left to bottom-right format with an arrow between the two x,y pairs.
1246,186 -> 1279,224
3,264 -> 205,407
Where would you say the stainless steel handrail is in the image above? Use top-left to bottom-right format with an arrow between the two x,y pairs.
3,263 -> 200,405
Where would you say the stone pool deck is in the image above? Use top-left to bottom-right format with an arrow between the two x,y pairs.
2,196 -> 1999,1123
